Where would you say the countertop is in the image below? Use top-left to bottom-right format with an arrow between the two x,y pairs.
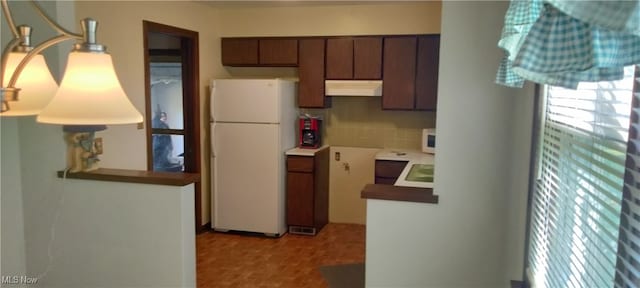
375,149 -> 434,188
285,145 -> 330,156
57,168 -> 200,186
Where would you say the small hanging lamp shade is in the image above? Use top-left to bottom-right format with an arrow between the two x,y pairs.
37,51 -> 143,125
1,52 -> 58,116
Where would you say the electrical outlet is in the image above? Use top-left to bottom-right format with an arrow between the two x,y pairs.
335,152 -> 340,161
137,121 -> 144,130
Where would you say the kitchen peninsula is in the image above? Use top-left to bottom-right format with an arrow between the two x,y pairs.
50,168 -> 199,287
361,150 -> 438,203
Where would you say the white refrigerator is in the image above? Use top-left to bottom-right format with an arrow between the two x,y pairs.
210,79 -> 298,237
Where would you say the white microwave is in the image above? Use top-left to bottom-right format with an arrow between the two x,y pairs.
422,129 -> 436,154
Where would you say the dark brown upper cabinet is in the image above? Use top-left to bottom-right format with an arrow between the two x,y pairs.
259,39 -> 298,66
326,37 -> 382,80
382,36 -> 417,110
221,38 -> 298,67
382,35 -> 440,110
221,38 -> 258,66
415,35 -> 440,110
326,38 -> 353,79
220,34 -> 438,110
353,37 -> 382,79
298,38 -> 329,108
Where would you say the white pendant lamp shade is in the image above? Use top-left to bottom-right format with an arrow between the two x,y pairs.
2,52 -> 58,116
37,51 -> 143,125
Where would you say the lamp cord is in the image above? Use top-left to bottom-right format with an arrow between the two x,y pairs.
35,168 -> 69,281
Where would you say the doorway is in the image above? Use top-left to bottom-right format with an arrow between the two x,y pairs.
143,21 -> 202,230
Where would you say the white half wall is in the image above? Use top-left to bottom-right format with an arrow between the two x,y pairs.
365,1 -> 532,287
32,180 -> 195,288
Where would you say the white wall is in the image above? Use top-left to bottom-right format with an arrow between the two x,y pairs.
1,0 -> 66,283
75,0 -> 226,224
329,147 -> 379,224
1,118 -> 26,282
216,1 -> 441,36
365,1 -> 533,287
32,180 -> 195,288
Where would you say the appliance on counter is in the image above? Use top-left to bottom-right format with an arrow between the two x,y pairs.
422,128 -> 436,154
210,78 -> 298,237
299,115 -> 322,149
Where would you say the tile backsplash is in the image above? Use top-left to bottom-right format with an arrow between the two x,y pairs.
302,97 -> 436,150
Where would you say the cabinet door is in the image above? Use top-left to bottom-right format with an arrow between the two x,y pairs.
298,39 -> 327,108
221,38 -> 258,66
259,39 -> 298,66
287,171 -> 315,227
375,160 -> 408,185
326,38 -> 353,79
415,35 -> 440,110
375,160 -> 408,179
382,36 -> 417,110
354,37 -> 382,79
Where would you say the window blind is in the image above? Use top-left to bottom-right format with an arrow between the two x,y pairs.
616,66 -> 640,288
528,66 -> 636,287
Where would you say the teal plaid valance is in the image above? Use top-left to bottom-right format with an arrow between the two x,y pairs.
496,0 -> 640,89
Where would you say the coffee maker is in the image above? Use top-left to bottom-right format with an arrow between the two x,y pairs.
299,115 -> 322,149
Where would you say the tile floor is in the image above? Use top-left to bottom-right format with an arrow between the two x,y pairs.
196,223 -> 366,288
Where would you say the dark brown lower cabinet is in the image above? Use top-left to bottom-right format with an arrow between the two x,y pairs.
286,147 -> 329,235
374,160 -> 408,184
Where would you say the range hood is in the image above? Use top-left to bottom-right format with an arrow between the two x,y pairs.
324,80 -> 382,97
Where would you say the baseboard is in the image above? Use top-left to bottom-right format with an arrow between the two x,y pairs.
197,222 -> 212,234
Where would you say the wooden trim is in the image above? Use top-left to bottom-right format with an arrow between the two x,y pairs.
149,49 -> 182,57
143,20 -> 202,230
151,128 -> 186,135
361,184 -> 438,203
143,22 -> 153,171
197,222 -> 212,234
58,168 -> 200,186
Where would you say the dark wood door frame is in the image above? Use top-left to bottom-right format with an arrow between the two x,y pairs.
143,20 -> 202,231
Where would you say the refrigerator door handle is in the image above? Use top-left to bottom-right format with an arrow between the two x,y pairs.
211,123 -> 216,158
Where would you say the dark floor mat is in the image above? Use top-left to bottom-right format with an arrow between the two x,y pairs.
319,263 -> 365,288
